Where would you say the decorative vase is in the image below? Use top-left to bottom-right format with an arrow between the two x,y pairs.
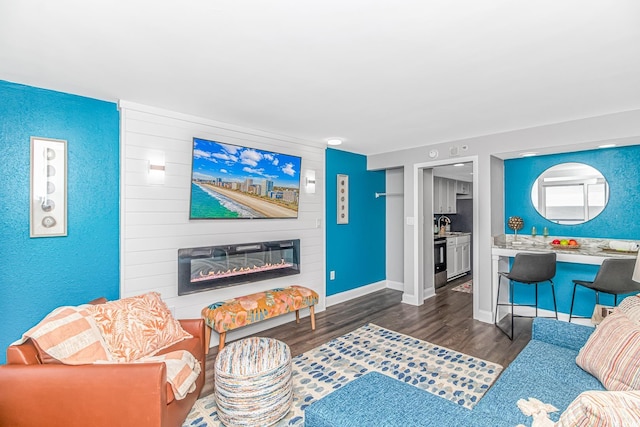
508,216 -> 524,241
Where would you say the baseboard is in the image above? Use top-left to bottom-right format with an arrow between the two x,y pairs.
402,292 -> 420,305
423,287 -> 436,301
492,306 -> 593,327
326,280 -> 388,307
475,309 -> 493,324
386,280 -> 404,291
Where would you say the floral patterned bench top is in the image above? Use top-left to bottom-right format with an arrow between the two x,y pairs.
201,286 -> 319,333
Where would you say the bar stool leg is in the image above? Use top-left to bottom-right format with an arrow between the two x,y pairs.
550,280 -> 558,320
569,284 -> 578,323
535,283 -> 539,318
494,275 -> 502,324
509,280 -> 514,340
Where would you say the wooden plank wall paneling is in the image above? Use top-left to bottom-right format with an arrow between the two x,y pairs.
120,103 -> 326,343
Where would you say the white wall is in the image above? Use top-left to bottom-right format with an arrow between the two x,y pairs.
385,168 -> 404,287
119,101 -> 326,347
368,108 -> 640,322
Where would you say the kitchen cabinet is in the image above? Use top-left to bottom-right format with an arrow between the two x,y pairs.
461,241 -> 471,272
447,234 -> 471,280
446,239 -> 455,279
456,180 -> 471,195
434,177 -> 457,214
434,178 -> 472,214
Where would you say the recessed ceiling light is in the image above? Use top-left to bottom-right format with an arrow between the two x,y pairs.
520,152 -> 538,157
453,163 -> 465,167
327,139 -> 343,146
598,144 -> 617,149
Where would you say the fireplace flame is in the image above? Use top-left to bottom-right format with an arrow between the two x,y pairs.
192,258 -> 293,283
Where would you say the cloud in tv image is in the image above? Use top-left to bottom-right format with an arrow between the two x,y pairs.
190,138 -> 301,219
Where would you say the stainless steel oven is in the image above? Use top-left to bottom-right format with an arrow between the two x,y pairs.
434,236 -> 447,288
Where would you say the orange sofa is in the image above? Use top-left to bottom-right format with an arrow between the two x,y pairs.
0,318 -> 206,427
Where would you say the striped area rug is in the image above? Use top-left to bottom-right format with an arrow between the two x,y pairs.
183,323 -> 502,427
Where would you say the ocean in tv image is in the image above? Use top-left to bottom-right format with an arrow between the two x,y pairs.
190,138 -> 301,219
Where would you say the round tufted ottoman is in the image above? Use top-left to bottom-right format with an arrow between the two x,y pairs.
214,337 -> 293,427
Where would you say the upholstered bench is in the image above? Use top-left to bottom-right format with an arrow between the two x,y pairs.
201,285 -> 319,351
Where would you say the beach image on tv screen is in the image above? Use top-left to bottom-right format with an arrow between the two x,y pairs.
190,138 -> 301,219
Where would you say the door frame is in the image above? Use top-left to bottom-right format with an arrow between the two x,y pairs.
412,155 -> 479,317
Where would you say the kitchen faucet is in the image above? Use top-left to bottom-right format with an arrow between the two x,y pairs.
437,215 -> 451,235
438,216 -> 451,227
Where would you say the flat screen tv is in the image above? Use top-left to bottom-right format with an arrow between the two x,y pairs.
189,137 -> 301,219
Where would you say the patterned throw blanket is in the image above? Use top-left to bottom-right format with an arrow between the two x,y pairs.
16,305 -> 200,400
136,351 -> 201,400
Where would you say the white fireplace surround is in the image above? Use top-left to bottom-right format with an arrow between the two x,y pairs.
119,101 -> 326,346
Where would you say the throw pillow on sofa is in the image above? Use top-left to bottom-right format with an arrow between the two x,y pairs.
89,292 -> 192,362
576,310 -> 640,391
617,294 -> 640,322
556,390 -> 640,426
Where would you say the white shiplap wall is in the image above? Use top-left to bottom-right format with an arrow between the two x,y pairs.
119,101 -> 326,347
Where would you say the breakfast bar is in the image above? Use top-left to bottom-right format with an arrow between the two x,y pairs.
492,234 -> 637,320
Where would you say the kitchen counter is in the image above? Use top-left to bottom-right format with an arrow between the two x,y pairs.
491,234 -> 638,320
435,232 -> 472,238
492,234 -> 637,264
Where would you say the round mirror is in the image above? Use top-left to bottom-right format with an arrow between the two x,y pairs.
530,162 -> 609,225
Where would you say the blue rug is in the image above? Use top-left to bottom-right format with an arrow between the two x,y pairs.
183,323 -> 502,426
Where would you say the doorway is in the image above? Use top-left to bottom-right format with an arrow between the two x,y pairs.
415,156 -> 478,316
432,162 -> 473,292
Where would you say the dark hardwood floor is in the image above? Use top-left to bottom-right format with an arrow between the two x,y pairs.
201,274 -> 532,397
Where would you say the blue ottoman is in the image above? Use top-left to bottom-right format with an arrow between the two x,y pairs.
304,372 -> 509,427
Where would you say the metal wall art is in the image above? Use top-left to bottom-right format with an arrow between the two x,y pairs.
30,137 -> 67,237
337,174 -> 349,224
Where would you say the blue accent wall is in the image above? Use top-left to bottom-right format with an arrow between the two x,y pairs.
504,146 -> 640,315
0,81 -> 120,364
504,146 -> 640,239
325,149 -> 386,296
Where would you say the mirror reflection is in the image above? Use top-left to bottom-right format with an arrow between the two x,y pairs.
531,162 -> 609,225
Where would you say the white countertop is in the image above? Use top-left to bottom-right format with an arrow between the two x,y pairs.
492,234 -> 637,265
434,232 -> 471,238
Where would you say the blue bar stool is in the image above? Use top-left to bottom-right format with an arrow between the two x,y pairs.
495,252 -> 558,340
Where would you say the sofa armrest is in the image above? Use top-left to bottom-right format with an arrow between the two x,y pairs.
0,363 -> 168,427
532,318 -> 595,351
179,318 -> 204,339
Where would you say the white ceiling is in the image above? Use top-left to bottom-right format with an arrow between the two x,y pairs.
1,1 -> 639,155
433,162 -> 473,183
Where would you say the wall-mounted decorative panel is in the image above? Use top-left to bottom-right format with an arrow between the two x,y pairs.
30,137 -> 67,237
337,174 -> 349,224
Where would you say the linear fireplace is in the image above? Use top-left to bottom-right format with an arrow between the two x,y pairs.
178,239 -> 300,296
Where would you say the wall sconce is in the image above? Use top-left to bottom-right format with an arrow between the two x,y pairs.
147,151 -> 166,185
305,170 -> 316,194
